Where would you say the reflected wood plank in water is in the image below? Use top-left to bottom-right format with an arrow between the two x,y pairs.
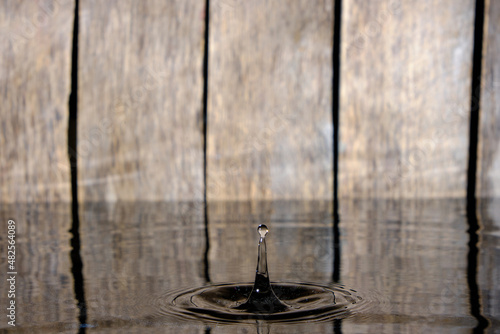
78,0 -> 205,202
340,199 -> 475,333
80,202 -> 206,328
0,203 -> 77,331
207,201 -> 334,284
339,0 -> 474,198
207,0 -> 334,200
478,199 -> 500,328
477,0 -> 500,197
0,1 -> 74,202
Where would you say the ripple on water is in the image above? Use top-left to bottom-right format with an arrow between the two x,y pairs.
153,282 -> 373,324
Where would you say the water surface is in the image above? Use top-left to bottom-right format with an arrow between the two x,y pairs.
0,199 -> 498,333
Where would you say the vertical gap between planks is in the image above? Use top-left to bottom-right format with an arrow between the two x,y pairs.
332,0 -> 342,285
202,0 -> 211,284
467,0 -> 485,202
332,1 -> 343,333
466,0 -> 489,332
68,0 -> 87,331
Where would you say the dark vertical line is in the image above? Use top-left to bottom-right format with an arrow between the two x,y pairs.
467,210 -> 489,333
333,319 -> 342,334
466,0 -> 489,333
203,203 -> 211,283
332,1 -> 342,331
467,0 -> 484,203
332,0 -> 342,285
332,0 -> 341,205
202,0 -> 211,284
68,0 -> 87,332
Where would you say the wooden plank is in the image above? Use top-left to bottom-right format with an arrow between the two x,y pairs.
339,0 -> 475,198
0,0 -> 74,202
477,0 -> 500,197
207,0 -> 334,200
78,0 -> 205,202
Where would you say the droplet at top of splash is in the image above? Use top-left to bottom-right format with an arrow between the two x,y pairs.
258,224 -> 268,239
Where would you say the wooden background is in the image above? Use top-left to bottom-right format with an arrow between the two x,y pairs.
207,0 -> 333,200
1,0 -> 499,202
77,0 -> 205,202
339,0 -> 474,198
0,0 -> 74,202
477,0 -> 500,198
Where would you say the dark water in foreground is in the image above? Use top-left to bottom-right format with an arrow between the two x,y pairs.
0,199 -> 498,333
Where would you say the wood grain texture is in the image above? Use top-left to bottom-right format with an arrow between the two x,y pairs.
0,0 -> 74,202
78,0 -> 205,202
477,0 -> 500,197
207,0 -> 334,201
339,0 -> 475,198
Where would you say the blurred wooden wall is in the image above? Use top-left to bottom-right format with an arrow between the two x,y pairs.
77,0 -> 205,202
0,0 -> 74,202
1,0 -> 499,202
477,0 -> 500,198
339,0 -> 475,198
207,0 -> 334,200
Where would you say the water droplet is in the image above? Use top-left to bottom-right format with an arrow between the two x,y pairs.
258,224 -> 268,239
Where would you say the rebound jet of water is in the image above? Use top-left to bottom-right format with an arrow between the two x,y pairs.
164,223 -> 364,323
235,224 -> 289,313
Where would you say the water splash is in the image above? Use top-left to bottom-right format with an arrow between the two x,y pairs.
159,224 -> 368,323
234,224 -> 289,313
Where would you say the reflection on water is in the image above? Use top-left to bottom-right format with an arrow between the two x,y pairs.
0,203 -> 77,332
478,199 -> 500,332
0,199 -> 498,333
